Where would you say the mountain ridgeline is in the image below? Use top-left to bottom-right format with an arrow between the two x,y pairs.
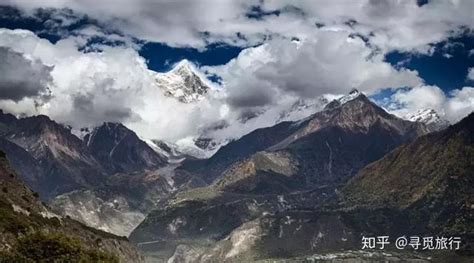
0,88 -> 471,262
0,111 -> 104,199
178,90 -> 429,189
84,122 -> 167,174
0,112 -> 167,200
126,91 -> 473,262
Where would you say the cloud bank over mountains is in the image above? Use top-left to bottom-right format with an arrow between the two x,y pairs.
207,33 -> 422,109
0,0 -> 473,143
0,46 -> 52,102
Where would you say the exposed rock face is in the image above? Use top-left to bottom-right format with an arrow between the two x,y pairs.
154,60 -> 210,103
213,151 -> 299,194
130,186 -> 336,254
84,122 -> 167,174
179,120 -> 303,183
50,190 -> 146,237
129,91 -> 439,261
0,150 -> 143,262
50,167 -> 179,237
0,112 -> 105,199
195,211 -> 360,261
271,90 -> 427,150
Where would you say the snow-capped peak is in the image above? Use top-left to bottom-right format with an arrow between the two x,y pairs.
324,89 -> 363,110
171,59 -> 194,75
277,96 -> 330,123
405,108 -> 450,130
405,108 -> 449,124
339,88 -> 361,104
154,59 -> 210,103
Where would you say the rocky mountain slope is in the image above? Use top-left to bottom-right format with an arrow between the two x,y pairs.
0,112 -> 105,199
0,111 -> 170,201
47,123 -> 170,236
180,120 -> 303,183
0,150 -> 143,262
129,90 -> 438,261
209,112 -> 473,262
223,112 -> 473,262
342,112 -> 474,236
179,89 -> 428,184
84,122 -> 167,174
0,112 -> 174,236
50,166 -> 180,237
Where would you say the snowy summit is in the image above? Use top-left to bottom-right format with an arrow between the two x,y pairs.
154,60 -> 210,103
405,108 -> 450,131
324,88 -> 363,110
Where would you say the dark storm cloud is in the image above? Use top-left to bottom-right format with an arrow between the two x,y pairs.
71,92 -> 137,125
72,92 -> 94,111
227,86 -> 276,108
0,46 -> 53,102
103,108 -> 135,121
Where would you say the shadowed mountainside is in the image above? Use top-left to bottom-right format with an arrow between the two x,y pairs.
0,150 -> 143,262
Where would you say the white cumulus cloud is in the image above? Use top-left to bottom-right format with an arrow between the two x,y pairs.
206,31 -> 422,111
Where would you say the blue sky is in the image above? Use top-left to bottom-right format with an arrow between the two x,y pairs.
0,0 -> 473,141
139,43 -> 243,72
385,34 -> 474,91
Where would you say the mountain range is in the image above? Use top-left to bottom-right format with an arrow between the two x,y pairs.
0,111 -> 168,200
128,93 -> 472,262
179,89 -> 429,184
0,83 -> 470,262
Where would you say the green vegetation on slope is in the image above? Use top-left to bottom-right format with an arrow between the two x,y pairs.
0,150 -> 140,262
0,231 -> 118,263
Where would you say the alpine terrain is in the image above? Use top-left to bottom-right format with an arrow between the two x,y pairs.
0,2 -> 472,262
128,90 -> 467,262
